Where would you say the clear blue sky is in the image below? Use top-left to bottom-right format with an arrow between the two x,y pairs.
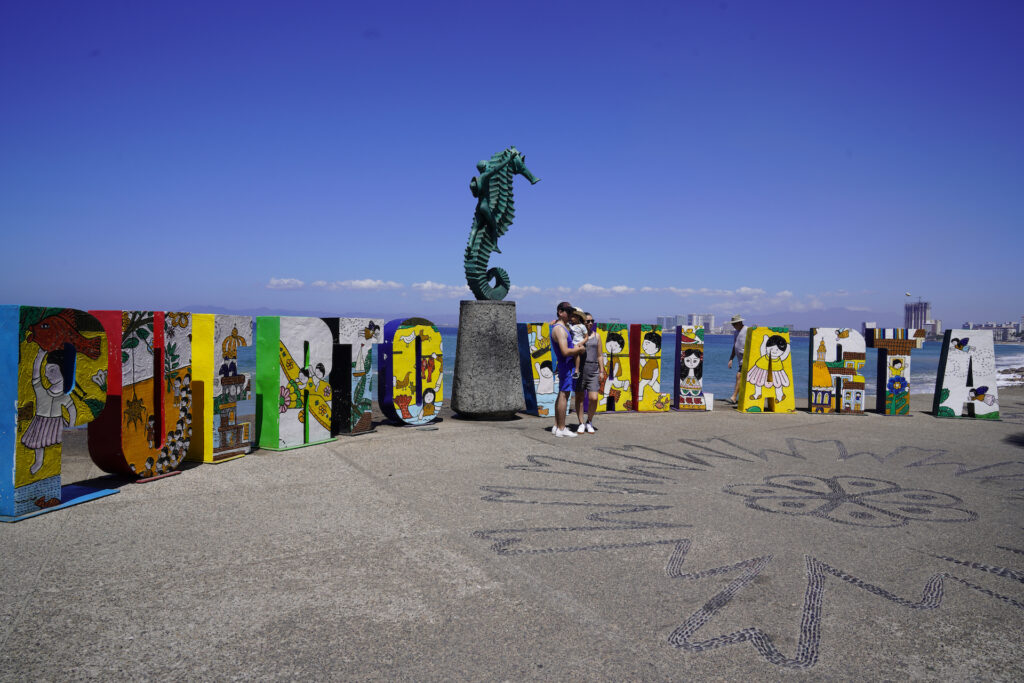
2,1 -> 1021,326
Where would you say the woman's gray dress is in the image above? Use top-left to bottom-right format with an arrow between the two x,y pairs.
575,333 -> 601,393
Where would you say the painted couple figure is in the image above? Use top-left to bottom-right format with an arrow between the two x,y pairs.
550,302 -> 604,437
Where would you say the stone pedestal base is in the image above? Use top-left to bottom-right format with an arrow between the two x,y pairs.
451,300 -> 526,419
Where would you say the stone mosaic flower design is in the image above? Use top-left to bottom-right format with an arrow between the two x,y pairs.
724,474 -> 977,527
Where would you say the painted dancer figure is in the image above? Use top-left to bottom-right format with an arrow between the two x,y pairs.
637,331 -> 662,401
22,348 -> 76,475
746,334 -> 791,404
601,332 -> 629,405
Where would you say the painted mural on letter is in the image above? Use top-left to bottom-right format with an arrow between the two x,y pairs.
335,317 -> 384,434
737,327 -> 795,413
379,317 -> 443,426
520,322 -> 557,417
631,324 -> 669,411
865,328 -> 926,416
808,327 -> 867,414
933,329 -> 999,420
673,325 -> 705,411
86,310 -> 193,478
597,323 -> 632,412
212,316 -> 255,457
2,307 -> 108,516
275,317 -> 334,448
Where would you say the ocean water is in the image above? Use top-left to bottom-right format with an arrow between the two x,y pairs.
436,328 -> 1024,401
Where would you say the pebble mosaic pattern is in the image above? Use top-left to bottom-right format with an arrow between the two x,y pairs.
723,474 -> 977,527
664,541 -> 1024,668
474,436 -> 1024,669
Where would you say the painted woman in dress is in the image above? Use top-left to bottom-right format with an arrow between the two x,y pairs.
679,348 -> 703,397
22,348 -> 76,476
746,334 -> 791,403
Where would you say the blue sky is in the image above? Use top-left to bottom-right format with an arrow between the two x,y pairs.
2,1 -> 1022,327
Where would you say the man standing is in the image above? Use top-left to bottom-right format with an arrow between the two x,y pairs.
727,314 -> 747,404
551,301 -> 586,437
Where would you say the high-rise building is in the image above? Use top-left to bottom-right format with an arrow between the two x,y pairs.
687,313 -> 715,331
905,301 -> 931,329
862,321 -> 877,336
656,315 -> 674,330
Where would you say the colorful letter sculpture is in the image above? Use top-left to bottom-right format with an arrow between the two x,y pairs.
933,330 -> 999,419
673,325 -> 706,411
630,324 -> 669,411
86,311 -> 194,478
378,317 -> 443,425
188,314 -> 255,462
865,328 -> 926,415
255,316 -> 334,450
808,328 -> 867,414
737,327 -> 795,413
518,322 -> 558,417
327,317 -> 384,434
1,306 -> 114,519
597,323 -> 632,412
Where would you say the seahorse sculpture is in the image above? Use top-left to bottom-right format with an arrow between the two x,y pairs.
464,146 -> 539,300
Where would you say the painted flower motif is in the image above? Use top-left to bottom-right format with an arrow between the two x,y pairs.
279,385 -> 290,413
887,375 -> 908,395
724,474 -> 976,528
91,369 -> 108,391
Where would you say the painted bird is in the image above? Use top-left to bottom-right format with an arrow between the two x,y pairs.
26,309 -> 101,359
952,337 -> 972,352
968,386 -> 996,405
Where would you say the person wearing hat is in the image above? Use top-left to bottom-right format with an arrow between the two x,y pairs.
727,314 -> 748,404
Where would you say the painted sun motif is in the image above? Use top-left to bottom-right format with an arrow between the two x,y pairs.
124,394 -> 147,430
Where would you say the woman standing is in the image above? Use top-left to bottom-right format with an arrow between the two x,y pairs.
574,312 -> 604,434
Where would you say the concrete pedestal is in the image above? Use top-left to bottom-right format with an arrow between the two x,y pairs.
451,300 -> 526,419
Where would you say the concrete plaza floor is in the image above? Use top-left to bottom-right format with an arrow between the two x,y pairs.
2,390 -> 1023,680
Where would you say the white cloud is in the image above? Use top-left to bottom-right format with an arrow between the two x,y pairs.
412,281 -> 471,300
578,283 -> 636,296
312,279 -> 403,291
508,285 -> 542,298
775,290 -> 793,298
266,278 -> 305,290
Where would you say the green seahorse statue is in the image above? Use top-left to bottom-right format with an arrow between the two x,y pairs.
464,146 -> 539,300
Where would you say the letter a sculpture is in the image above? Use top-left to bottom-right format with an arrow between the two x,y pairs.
463,147 -> 539,300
